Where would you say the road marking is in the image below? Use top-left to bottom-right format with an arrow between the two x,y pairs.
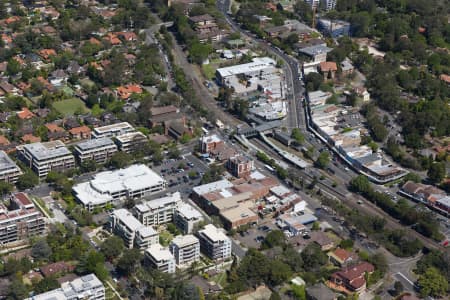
395,272 -> 415,286
106,280 -> 123,300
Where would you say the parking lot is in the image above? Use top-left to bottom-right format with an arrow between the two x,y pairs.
235,220 -> 279,249
151,154 -> 209,198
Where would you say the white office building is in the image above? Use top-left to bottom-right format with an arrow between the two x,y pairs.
115,131 -> 148,153
133,192 -> 182,226
197,224 -> 232,261
25,274 -> 105,300
170,234 -> 200,267
73,164 -> 166,211
215,57 -> 277,85
74,137 -> 118,164
174,202 -> 204,234
17,141 -> 75,177
92,122 -> 136,139
109,208 -> 158,249
0,150 -> 22,183
145,243 -> 176,273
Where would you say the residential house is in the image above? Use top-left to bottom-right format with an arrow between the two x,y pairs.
116,84 -> 143,100
21,134 -> 41,144
40,262 -> 74,278
69,126 -> 92,140
38,49 -> 57,61
328,248 -> 357,267
49,69 -> 68,87
226,154 -> 254,178
17,107 -> 36,120
329,262 -> 374,293
319,61 -> 337,80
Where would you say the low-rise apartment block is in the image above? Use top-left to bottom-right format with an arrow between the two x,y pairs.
133,192 -> 182,226
226,154 -> 254,178
170,234 -> 200,267
24,273 -> 105,300
91,122 -> 135,138
73,164 -> 166,211
0,150 -> 22,183
145,243 -> 176,273
74,137 -> 118,164
17,141 -> 75,177
109,208 -> 158,249
197,224 -> 232,261
174,202 -> 204,234
115,131 -> 148,153
0,193 -> 46,245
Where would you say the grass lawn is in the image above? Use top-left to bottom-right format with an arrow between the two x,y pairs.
202,63 -> 216,80
53,98 -> 89,116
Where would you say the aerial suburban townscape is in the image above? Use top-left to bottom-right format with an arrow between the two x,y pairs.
0,0 -> 449,299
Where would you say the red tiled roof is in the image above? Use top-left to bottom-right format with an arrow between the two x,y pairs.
439,74 -> 450,84
0,135 -> 10,145
332,248 -> 353,261
320,61 -> 338,72
45,123 -> 65,133
69,125 -> 91,135
17,108 -> 36,120
21,134 -> 41,143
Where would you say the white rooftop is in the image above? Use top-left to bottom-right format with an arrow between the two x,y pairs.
21,140 -> 72,160
193,179 -> 233,196
270,185 -> 291,197
199,224 -> 229,243
135,192 -> 181,213
200,134 -> 222,144
146,243 -> 175,261
112,208 -> 143,232
116,131 -> 147,143
137,225 -> 158,238
73,164 -> 165,206
93,122 -> 134,134
176,202 -> 203,220
0,150 -> 19,171
171,234 -> 199,248
75,137 -> 116,151
216,57 -> 276,78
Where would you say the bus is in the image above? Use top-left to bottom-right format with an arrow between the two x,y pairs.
264,164 -> 275,173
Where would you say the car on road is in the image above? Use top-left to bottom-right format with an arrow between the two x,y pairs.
255,236 -> 264,243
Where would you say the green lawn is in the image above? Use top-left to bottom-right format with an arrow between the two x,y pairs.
202,63 -> 217,80
52,98 -> 89,116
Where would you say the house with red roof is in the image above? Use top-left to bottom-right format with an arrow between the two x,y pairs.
116,84 -> 143,100
69,126 -> 92,140
328,262 -> 374,294
17,108 -> 36,120
38,49 -> 57,60
328,248 -> 358,267
319,61 -> 338,80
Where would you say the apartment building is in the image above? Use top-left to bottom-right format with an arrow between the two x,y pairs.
109,208 -> 158,249
0,193 -> 46,245
0,150 -> 22,183
174,202 -> 204,234
17,141 -> 75,177
133,192 -> 182,226
145,243 -> 176,273
199,134 -> 223,153
24,273 -> 105,300
91,122 -> 135,138
197,224 -> 232,261
115,131 -> 148,153
74,137 -> 118,164
170,234 -> 200,267
73,164 -> 166,211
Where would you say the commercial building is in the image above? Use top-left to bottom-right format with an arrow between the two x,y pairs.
115,131 -> 148,153
17,141 -> 75,177
24,273 -> 105,300
226,154 -> 254,178
169,234 -> 200,267
91,122 -> 135,138
200,134 -> 224,153
299,45 -> 332,63
400,181 -> 449,215
215,57 -> 276,86
74,137 -> 118,164
0,193 -> 46,245
0,150 -> 22,183
145,243 -> 176,273
174,202 -> 204,234
73,164 -> 166,211
109,209 -> 158,249
197,224 -> 232,261
133,192 -> 182,226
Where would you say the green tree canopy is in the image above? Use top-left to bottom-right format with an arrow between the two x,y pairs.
418,267 -> 449,297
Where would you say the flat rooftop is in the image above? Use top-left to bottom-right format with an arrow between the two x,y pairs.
193,179 -> 234,196
75,137 -> 116,151
112,208 -> 143,232
216,57 -> 276,78
93,122 -> 134,134
299,45 -> 333,56
199,224 -> 229,243
171,234 -> 199,247
21,140 -> 72,160
176,202 -> 203,220
146,244 -> 174,261
0,150 -> 19,170
116,131 -> 147,143
135,192 -> 181,213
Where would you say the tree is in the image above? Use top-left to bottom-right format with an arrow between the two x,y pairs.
270,291 -> 282,300
100,236 -> 124,260
418,267 -> 448,298
301,243 -> 328,270
305,73 -> 323,92
0,0 -> 7,19
393,281 -> 404,296
117,248 -> 142,276
291,284 -> 306,300
16,171 -> 39,190
34,276 -> 60,293
339,239 -> 354,250
427,162 -> 445,184
188,42 -> 213,65
31,239 -> 52,261
0,180 -> 13,196
262,230 -> 286,249
6,58 -> 21,75
172,283 -> 202,300
7,276 -> 29,300
291,128 -> 305,144
108,152 -> 133,169
350,175 -> 372,194
80,159 -> 97,173
315,151 -> 330,169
